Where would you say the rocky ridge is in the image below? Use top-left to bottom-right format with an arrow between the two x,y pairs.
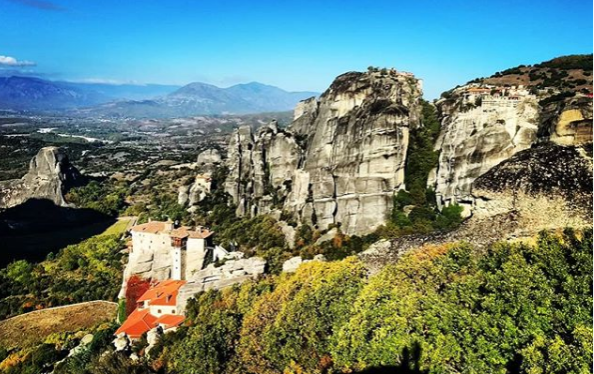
224,70 -> 423,235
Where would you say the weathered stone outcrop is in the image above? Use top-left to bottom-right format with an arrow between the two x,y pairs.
281,254 -> 326,273
434,90 -> 540,216
360,143 -> 593,272
539,96 -> 593,146
0,147 -> 83,208
197,148 -> 222,165
176,257 -> 266,312
224,121 -> 302,217
471,143 -> 592,224
224,70 -> 423,235
433,88 -> 592,217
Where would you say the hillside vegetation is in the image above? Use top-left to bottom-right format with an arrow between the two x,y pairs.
480,54 -> 593,94
158,229 -> 592,374
5,229 -> 587,374
0,233 -> 125,319
0,301 -> 116,350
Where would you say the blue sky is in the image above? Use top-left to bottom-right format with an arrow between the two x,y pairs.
0,0 -> 592,98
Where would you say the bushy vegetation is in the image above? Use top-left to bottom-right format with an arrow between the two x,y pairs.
538,90 -> 576,106
0,320 -> 149,374
66,180 -> 128,216
40,229 -> 587,374
536,54 -> 593,71
379,100 -> 463,238
332,229 -> 592,373
2,225 -> 590,373
0,234 -> 124,319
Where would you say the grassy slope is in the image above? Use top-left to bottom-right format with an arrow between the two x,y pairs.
0,301 -> 116,349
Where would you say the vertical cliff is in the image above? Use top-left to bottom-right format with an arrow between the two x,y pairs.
433,87 -> 540,216
433,70 -> 592,217
224,70 -> 423,235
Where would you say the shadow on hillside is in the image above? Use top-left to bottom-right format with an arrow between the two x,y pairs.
0,198 -> 115,267
354,345 -> 428,374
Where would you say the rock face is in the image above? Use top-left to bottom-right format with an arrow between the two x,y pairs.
176,257 -> 266,312
539,97 -> 593,146
224,70 -> 423,235
433,86 -> 592,217
281,254 -> 326,273
359,143 -> 593,272
197,148 -> 222,165
0,147 -> 83,208
224,121 -> 302,217
471,143 -> 592,225
434,88 -> 540,216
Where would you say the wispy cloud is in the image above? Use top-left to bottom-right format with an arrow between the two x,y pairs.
67,78 -> 144,86
7,0 -> 65,11
0,55 -> 36,67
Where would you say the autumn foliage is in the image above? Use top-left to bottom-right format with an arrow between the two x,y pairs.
124,275 -> 151,316
156,229 -> 592,374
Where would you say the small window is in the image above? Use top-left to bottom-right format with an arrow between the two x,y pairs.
157,309 -> 162,314
172,309 -> 176,314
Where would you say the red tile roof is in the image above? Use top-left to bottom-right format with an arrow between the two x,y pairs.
115,308 -> 158,339
116,309 -> 186,339
170,228 -> 190,238
189,227 -> 213,239
117,280 -> 188,339
137,280 -> 186,306
155,314 -> 185,329
131,221 -> 167,234
467,87 -> 491,93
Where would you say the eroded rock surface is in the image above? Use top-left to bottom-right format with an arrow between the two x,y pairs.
176,257 -> 266,312
472,143 -> 592,224
360,143 -> 593,272
224,70 -> 423,235
197,148 -> 222,165
0,147 -> 83,208
433,87 -> 592,216
434,89 -> 539,215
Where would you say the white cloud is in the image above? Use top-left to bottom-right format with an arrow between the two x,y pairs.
0,55 -> 36,67
67,78 -> 144,86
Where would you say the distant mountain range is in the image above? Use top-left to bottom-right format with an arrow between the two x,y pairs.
0,76 -> 318,117
0,76 -> 108,110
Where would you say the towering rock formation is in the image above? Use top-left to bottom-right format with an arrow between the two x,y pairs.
433,87 -> 540,216
224,56 -> 592,239
224,70 -> 423,235
0,147 -> 83,208
433,86 -> 592,217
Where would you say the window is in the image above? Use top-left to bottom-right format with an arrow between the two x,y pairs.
157,309 -> 162,314
172,309 -> 176,314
